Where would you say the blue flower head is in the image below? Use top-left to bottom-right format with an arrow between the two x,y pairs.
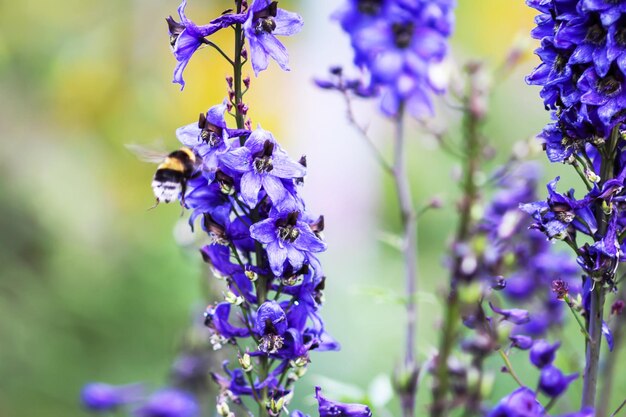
221,127 -> 306,208
250,211 -> 327,276
331,0 -> 455,118
538,365 -> 578,398
81,383 -> 142,411
487,387 -> 544,417
529,339 -> 560,369
133,389 -> 198,417
167,1 -> 246,89
244,0 -> 304,75
315,386 -> 372,417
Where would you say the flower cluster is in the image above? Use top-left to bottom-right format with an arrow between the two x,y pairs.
167,0 -> 303,88
457,162 -> 579,335
83,1 -> 373,416
480,163 -> 581,335
527,0 -> 626,154
319,0 -> 455,118
487,340 -> 587,417
188,99 -> 343,414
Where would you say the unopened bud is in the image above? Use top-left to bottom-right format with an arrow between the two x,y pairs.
224,291 -> 244,306
245,269 -> 258,282
217,402 -> 232,417
612,299 -> 625,315
586,169 -> 600,183
239,353 -> 252,372
551,279 -> 569,300
268,397 -> 285,416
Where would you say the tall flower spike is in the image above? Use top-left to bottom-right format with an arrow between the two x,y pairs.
330,0 -> 455,118
244,0 -> 304,75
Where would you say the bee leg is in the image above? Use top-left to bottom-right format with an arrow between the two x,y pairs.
179,183 -> 187,217
147,199 -> 160,211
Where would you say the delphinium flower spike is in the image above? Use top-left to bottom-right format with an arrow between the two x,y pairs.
319,2 -> 455,416
525,0 -> 626,409
83,1 -> 370,417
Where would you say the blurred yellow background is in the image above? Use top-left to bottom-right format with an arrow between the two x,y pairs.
2,1 -> 621,417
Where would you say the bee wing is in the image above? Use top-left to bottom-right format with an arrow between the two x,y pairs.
126,143 -> 169,164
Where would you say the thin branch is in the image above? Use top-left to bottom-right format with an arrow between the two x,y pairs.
497,349 -> 525,388
611,399 -> 626,417
204,40 -> 235,66
340,90 -> 394,175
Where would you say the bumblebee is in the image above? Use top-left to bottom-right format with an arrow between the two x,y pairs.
127,145 -> 198,206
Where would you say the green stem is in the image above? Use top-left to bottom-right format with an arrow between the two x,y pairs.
233,1 -> 246,136
581,126 -> 619,409
598,285 -> 626,417
497,349 -> 525,388
430,79 -> 482,417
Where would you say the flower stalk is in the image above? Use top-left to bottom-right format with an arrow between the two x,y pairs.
390,104 -> 419,417
431,66 -> 483,417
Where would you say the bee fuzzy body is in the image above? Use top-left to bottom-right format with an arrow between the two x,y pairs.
152,148 -> 196,204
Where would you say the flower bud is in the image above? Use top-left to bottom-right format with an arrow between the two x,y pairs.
217,401 -> 232,417
269,396 -> 286,416
239,353 -> 253,372
530,340 -> 560,369
224,291 -> 244,306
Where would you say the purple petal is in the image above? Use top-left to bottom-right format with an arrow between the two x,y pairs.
266,241 -> 288,276
262,175 -> 287,204
259,34 -> 290,71
221,147 -> 252,172
240,171 -> 263,207
292,226 -> 327,253
273,8 -> 304,36
249,35 -> 270,75
271,155 -> 306,178
249,218 -> 277,245
286,245 -> 305,271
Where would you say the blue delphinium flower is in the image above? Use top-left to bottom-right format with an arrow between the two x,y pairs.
220,127 -> 306,207
329,0 -> 455,118
243,0 -> 304,75
81,383 -> 142,411
487,387 -> 544,417
538,365 -> 579,397
488,340 -> 586,415
133,389 -> 198,417
530,339 -> 560,368
250,211 -> 327,275
315,387 -> 372,417
167,1 -> 246,89
527,0 -> 626,147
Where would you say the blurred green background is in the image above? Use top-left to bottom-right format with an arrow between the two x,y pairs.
1,1 -> 624,416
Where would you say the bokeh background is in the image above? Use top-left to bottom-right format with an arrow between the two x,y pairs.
1,1 -> 624,416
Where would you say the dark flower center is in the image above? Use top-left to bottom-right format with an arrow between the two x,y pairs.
254,1 -> 279,33
358,0 -> 383,15
259,334 -> 284,353
276,211 -> 300,243
166,17 -> 185,47
392,22 -> 414,49
253,140 -> 275,173
553,54 -> 568,74
198,113 -> 223,147
585,17 -> 606,44
277,225 -> 300,242
597,73 -> 623,96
